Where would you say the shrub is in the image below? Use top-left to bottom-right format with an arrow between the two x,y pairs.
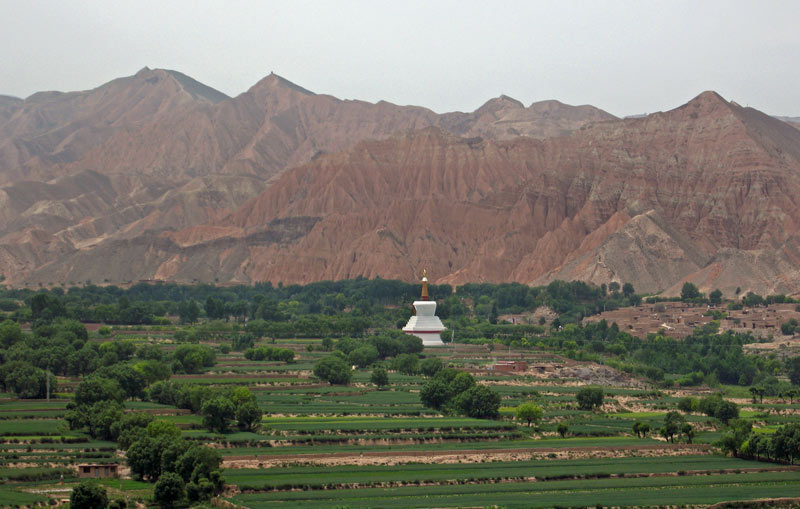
70,481 -> 108,509
370,367 -> 389,388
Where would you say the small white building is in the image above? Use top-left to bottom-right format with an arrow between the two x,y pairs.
402,270 -> 446,347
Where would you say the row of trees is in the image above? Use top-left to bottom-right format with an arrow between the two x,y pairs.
0,277 -> 649,337
678,281 -> 799,308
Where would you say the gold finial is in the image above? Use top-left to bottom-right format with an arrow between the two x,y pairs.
421,269 -> 429,301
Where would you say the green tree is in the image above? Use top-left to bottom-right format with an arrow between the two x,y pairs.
95,364 -> 147,400
771,423 -> 800,464
575,387 -> 604,410
632,421 -> 650,438
74,376 -> 124,406
699,395 -> 739,424
145,420 -> 181,440
370,367 -> 389,388
229,387 -> 256,408
450,372 -> 476,394
681,423 -> 696,444
392,353 -> 420,375
4,363 -> 52,399
369,335 -> 403,359
132,360 -> 172,385
127,435 -> 170,480
0,319 -> 23,348
70,481 -> 109,509
454,385 -> 500,419
112,413 -> 154,448
235,401 -> 262,432
347,345 -> 379,368
313,356 -> 352,385
719,419 -> 752,457
108,499 -> 127,509
622,282 -> 635,298
86,400 -> 125,440
709,289 -> 723,305
174,446 -> 224,500
201,397 -> 235,433
172,344 -> 215,374
419,379 -> 452,410
677,396 -> 698,413
154,472 -> 185,508
661,411 -> 685,443
30,292 -> 67,321
515,402 -> 543,427
204,297 -> 226,321
787,357 -> 800,386
420,357 -> 444,377
680,282 -> 701,301
742,291 -> 765,307
782,319 -> 799,336
398,334 -> 424,355
749,386 -> 766,404
557,422 -> 569,438
178,300 -> 200,324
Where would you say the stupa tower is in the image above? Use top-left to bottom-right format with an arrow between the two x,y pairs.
402,270 -> 446,347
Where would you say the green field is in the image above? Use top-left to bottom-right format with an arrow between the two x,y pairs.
225,455 -> 762,490
233,471 -> 800,508
2,288 -> 800,508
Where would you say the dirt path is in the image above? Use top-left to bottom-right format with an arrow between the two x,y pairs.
223,443 -> 713,468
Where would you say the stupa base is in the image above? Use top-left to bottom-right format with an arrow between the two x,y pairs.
403,330 -> 446,347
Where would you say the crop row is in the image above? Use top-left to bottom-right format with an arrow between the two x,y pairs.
226,454 -> 755,491
261,417 -> 516,432
232,471 -> 800,508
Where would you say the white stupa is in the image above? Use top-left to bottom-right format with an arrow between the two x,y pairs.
402,270 -> 446,347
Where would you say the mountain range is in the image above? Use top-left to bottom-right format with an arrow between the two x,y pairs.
2,68 -> 800,296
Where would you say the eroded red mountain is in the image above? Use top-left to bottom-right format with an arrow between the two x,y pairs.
20,88 -> 800,296
0,68 -> 615,287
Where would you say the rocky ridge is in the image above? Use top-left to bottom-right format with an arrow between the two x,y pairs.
0,68 -> 615,287
19,89 -> 800,296
4,70 -> 800,295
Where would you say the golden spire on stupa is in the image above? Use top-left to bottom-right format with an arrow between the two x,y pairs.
421,269 -> 429,301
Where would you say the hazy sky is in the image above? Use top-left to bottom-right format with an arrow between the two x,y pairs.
2,0 -> 799,117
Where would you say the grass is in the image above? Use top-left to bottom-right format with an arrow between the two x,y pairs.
0,486 -> 48,505
260,416 -> 515,432
0,419 -> 66,435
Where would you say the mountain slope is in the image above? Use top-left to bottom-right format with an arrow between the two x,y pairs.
0,68 -> 614,285
23,90 -> 800,295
